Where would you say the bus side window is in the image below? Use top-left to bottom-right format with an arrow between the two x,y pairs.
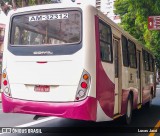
142,49 -> 145,70
143,50 -> 150,71
99,20 -> 112,63
13,26 -> 20,45
128,40 -> 137,68
122,35 -> 129,67
146,52 -> 150,71
149,54 -> 153,72
152,57 -> 155,72
21,29 -> 30,45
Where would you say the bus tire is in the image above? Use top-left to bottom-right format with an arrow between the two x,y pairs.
125,94 -> 133,125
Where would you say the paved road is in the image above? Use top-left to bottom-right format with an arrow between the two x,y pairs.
0,107 -> 35,127
0,85 -> 160,136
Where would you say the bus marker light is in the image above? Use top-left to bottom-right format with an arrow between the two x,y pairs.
83,74 -> 89,80
3,73 -> 7,78
81,82 -> 87,89
3,80 -> 8,86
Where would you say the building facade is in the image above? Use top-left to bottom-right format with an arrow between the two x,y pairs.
100,0 -> 120,23
0,23 -> 5,51
69,0 -> 121,23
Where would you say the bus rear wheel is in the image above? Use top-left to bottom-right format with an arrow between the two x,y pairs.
125,94 -> 133,125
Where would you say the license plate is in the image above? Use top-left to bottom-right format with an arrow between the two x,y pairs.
34,85 -> 50,92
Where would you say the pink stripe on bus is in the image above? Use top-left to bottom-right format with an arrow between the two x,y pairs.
2,93 -> 97,121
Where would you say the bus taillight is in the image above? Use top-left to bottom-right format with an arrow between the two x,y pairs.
81,82 -> 88,89
3,80 -> 8,86
75,70 -> 91,101
2,69 -> 11,97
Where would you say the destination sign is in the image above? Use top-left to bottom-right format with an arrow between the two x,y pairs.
29,13 -> 68,22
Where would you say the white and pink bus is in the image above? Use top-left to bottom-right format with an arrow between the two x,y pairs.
1,3 -> 156,124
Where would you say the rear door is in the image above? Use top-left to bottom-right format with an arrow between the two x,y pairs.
113,37 -> 122,114
137,50 -> 142,104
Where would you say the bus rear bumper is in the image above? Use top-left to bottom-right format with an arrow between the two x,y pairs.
2,93 -> 97,121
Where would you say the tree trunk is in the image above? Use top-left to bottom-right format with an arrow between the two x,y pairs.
22,0 -> 29,7
0,0 -> 10,15
12,0 -> 17,9
36,0 -> 44,4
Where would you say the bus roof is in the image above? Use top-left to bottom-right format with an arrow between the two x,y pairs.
8,2 -> 84,15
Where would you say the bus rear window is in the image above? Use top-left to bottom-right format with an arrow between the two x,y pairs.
10,10 -> 81,46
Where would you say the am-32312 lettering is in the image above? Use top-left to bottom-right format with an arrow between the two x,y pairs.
29,13 -> 69,22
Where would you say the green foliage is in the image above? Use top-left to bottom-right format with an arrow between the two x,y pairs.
29,0 -> 36,5
114,0 -> 129,16
114,0 -> 160,68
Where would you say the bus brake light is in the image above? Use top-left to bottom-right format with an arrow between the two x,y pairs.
81,82 -> 87,89
3,80 -> 8,86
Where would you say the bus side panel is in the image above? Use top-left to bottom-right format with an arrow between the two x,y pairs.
95,16 -> 115,118
121,89 -> 130,115
132,89 -> 138,109
142,88 -> 151,104
142,72 -> 154,104
121,88 -> 138,115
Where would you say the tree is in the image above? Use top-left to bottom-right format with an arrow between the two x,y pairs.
114,0 -> 160,68
0,0 -> 51,14
0,0 -> 11,14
